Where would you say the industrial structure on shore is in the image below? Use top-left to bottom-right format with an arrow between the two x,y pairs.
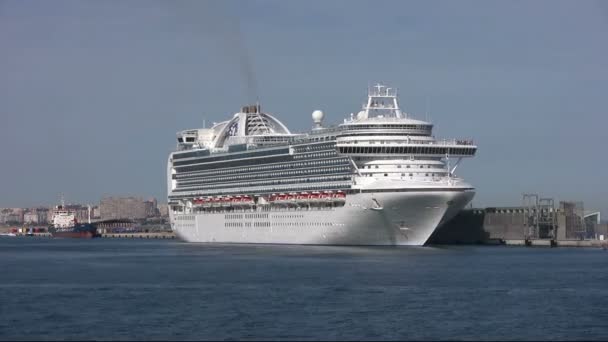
429,193 -> 606,245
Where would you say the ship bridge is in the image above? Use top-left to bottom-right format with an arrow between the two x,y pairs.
335,83 -> 477,185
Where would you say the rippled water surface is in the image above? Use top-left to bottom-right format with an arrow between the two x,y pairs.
1,237 -> 607,340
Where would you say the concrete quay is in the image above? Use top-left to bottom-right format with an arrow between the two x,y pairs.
503,239 -> 606,248
429,206 -> 607,248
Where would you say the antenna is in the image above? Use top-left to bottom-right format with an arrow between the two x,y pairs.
203,118 -> 206,129
425,95 -> 430,122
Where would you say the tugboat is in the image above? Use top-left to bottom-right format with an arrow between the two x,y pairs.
48,197 -> 98,239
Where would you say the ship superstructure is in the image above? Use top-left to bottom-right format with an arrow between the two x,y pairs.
49,197 -> 97,238
167,84 -> 477,245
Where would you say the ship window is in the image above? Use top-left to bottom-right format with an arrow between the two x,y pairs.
384,173 -> 388,177
409,173 -> 413,176
397,165 -> 402,168
375,165 -> 379,169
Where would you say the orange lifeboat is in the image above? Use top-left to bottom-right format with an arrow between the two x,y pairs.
222,196 -> 233,207
309,191 -> 321,203
334,190 -> 346,203
275,193 -> 287,204
296,192 -> 309,203
241,195 -> 254,206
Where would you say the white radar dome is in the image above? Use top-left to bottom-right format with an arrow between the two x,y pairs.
312,110 -> 324,123
312,110 -> 324,129
357,110 -> 367,120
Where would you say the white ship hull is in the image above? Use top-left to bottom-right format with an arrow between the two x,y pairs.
171,189 -> 474,246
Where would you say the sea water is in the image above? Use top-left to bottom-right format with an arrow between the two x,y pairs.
1,237 -> 607,340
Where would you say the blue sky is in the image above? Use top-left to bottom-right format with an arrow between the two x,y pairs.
1,0 -> 607,214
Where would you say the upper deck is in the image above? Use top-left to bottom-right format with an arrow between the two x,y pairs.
171,83 -> 476,160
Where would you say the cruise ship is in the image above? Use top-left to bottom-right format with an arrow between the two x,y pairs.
167,84 -> 477,245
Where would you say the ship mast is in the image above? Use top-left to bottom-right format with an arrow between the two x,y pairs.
363,83 -> 404,119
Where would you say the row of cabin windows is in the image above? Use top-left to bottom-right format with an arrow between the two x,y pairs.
176,151 -> 346,172
293,135 -> 336,143
275,222 -> 334,227
292,143 -> 335,153
294,151 -> 336,159
171,182 -> 352,197
178,166 -> 351,186
365,164 -> 440,169
352,140 -> 430,144
173,147 -> 290,166
177,137 -> 196,143
177,174 -> 351,191
337,133 -> 429,138
338,146 -> 475,155
177,155 -> 289,172
343,124 -> 432,130
365,173 -> 445,177
245,213 -> 269,219
224,222 -> 271,227
175,157 -> 350,179
273,214 -> 305,219
225,222 -> 336,228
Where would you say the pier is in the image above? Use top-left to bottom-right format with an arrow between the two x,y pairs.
501,239 -> 605,248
